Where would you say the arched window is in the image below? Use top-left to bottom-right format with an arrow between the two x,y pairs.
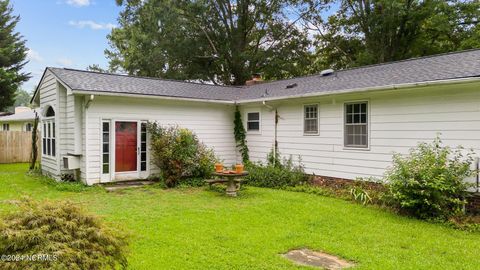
45,106 -> 55,117
42,106 -> 56,157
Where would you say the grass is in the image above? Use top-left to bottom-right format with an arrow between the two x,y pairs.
1,163 -> 480,269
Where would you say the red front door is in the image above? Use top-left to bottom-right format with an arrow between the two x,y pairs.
115,122 -> 137,172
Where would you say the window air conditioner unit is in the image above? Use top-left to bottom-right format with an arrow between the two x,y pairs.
63,156 -> 80,170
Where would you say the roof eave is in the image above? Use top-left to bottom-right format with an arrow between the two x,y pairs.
71,89 -> 236,104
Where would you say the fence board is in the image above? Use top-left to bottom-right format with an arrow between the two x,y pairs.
0,131 -> 38,164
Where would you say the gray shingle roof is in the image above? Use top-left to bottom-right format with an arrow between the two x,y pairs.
243,48 -> 480,100
0,110 -> 36,122
45,49 -> 480,103
48,68 -> 241,101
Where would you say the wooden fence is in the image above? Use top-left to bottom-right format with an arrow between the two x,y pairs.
0,131 -> 38,164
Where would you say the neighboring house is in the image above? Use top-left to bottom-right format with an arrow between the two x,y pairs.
0,107 -> 36,132
30,49 -> 480,186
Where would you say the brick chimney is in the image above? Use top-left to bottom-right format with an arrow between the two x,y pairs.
245,73 -> 263,86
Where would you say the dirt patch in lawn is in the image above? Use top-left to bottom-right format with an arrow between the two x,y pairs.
283,249 -> 355,270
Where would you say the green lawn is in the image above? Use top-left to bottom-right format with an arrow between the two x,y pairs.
1,163 -> 479,269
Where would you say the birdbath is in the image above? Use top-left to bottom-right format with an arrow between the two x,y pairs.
211,171 -> 249,196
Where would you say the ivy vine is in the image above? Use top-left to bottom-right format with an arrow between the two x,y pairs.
233,105 -> 249,164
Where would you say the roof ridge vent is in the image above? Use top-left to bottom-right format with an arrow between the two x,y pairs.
320,69 -> 334,76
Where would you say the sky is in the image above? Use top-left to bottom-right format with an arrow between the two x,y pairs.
10,0 -> 122,92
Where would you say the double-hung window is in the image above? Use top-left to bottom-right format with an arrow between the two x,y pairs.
42,120 -> 56,157
344,102 -> 368,148
247,112 -> 260,132
42,106 -> 56,157
304,104 -> 319,134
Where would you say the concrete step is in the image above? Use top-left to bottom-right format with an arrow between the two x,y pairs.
103,180 -> 155,192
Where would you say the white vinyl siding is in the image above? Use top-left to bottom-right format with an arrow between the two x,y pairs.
241,82 -> 480,184
84,96 -> 237,185
38,71 -> 59,178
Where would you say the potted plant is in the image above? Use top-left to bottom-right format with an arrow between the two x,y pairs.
235,163 -> 244,174
215,163 -> 224,172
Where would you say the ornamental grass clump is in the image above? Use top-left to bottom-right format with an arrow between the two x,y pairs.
148,123 -> 217,187
0,198 -> 128,270
385,137 -> 475,220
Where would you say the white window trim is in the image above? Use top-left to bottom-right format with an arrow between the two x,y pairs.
246,111 -> 261,134
42,116 -> 56,158
303,104 -> 319,136
101,120 -> 111,178
139,121 -> 149,174
2,123 -> 9,131
343,100 -> 370,151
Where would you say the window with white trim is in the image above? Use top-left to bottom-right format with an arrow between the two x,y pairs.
42,120 -> 56,157
344,102 -> 368,148
42,106 -> 56,157
25,123 -> 32,132
140,122 -> 147,171
247,112 -> 260,132
304,104 -> 318,134
102,121 -> 110,174
2,123 -> 9,131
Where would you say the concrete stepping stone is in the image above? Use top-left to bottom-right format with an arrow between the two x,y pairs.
283,249 -> 355,270
103,180 -> 154,192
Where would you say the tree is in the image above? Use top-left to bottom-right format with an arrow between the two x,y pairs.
0,0 -> 30,111
308,0 -> 480,69
13,89 -> 31,107
107,0 -> 325,85
86,64 -> 112,73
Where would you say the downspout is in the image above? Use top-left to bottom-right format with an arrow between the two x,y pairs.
262,100 -> 278,167
85,95 -> 95,109
476,157 -> 479,193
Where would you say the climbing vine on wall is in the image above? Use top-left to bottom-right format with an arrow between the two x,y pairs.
234,106 -> 249,163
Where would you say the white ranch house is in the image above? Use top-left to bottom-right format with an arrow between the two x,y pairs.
31,49 -> 480,186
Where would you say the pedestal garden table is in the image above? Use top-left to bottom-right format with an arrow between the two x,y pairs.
206,171 -> 249,197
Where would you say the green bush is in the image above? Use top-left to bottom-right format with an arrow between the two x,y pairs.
385,137 -> 475,219
0,199 -> 128,270
148,123 -> 217,187
245,152 -> 307,188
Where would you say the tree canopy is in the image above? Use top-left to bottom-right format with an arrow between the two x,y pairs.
107,0 -> 325,85
105,0 -> 480,85
0,0 -> 30,111
308,0 -> 480,69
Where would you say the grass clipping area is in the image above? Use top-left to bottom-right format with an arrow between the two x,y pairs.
0,164 -> 480,269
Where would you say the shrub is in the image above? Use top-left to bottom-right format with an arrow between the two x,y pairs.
385,137 -> 475,219
148,123 -> 217,187
245,152 -> 307,188
0,199 -> 128,270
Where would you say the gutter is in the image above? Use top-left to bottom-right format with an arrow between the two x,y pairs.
72,90 -> 236,104
236,77 -> 480,104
